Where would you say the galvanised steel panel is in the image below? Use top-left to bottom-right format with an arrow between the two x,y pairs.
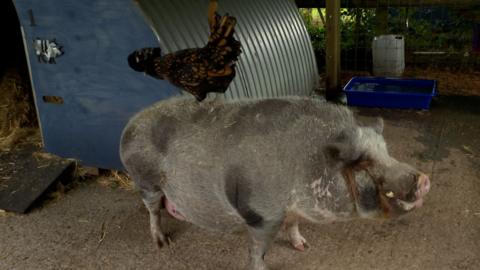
136,0 -> 319,100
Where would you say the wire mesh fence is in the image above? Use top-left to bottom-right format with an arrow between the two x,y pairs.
299,2 -> 480,96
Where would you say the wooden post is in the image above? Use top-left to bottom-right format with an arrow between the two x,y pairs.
325,0 -> 341,100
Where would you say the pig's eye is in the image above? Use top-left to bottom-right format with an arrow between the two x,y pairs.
385,191 -> 395,198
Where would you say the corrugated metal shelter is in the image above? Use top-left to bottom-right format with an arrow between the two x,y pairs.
13,0 -> 318,169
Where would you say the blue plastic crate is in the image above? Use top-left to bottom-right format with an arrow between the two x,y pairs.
343,77 -> 437,109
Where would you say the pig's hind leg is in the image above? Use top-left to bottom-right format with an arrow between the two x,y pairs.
141,190 -> 170,248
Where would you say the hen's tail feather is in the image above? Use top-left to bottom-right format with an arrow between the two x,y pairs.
208,15 -> 236,43
207,15 -> 241,62
207,2 -> 237,41
208,0 -> 218,32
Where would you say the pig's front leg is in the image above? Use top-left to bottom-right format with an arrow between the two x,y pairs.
285,220 -> 308,251
141,190 -> 170,248
247,218 -> 283,270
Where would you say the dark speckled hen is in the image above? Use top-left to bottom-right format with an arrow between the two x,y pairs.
128,0 -> 242,101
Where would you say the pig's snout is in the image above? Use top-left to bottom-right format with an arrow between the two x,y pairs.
411,174 -> 430,209
416,173 -> 430,198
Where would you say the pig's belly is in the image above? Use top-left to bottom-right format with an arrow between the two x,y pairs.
162,188 -> 245,233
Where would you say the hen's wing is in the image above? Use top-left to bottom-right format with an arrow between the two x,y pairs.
159,49 -> 214,100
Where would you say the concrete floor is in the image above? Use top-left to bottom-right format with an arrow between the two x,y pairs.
1,96 -> 479,270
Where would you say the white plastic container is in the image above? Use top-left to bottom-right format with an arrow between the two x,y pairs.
372,35 -> 405,77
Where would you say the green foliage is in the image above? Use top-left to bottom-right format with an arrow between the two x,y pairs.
300,8 -> 326,51
300,7 -> 474,53
300,8 -> 377,52
339,9 -> 376,50
389,8 -> 472,52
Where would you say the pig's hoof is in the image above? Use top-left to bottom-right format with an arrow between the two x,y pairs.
248,262 -> 269,270
154,233 -> 172,249
290,236 -> 309,252
293,242 -> 309,251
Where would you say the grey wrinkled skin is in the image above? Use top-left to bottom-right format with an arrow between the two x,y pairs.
120,96 -> 429,270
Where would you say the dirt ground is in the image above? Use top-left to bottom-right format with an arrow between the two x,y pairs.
0,95 -> 479,270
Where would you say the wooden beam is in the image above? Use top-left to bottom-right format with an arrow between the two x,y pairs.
325,0 -> 341,100
317,8 -> 326,26
295,0 -> 479,8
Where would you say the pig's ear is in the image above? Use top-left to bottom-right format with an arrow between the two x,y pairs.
324,143 -> 362,164
323,128 -> 362,164
372,117 -> 384,134
324,143 -> 351,162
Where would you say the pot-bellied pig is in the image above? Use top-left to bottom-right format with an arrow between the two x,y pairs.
120,97 -> 430,270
